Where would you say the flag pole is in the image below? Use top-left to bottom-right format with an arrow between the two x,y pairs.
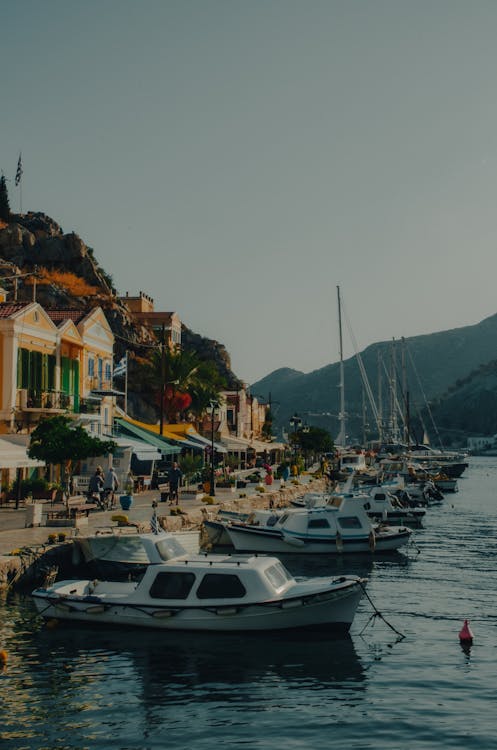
15,153 -> 23,214
124,350 -> 128,415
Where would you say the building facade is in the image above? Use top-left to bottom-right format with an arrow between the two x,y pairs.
0,296 -> 115,436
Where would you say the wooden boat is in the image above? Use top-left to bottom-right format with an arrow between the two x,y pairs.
32,533 -> 366,633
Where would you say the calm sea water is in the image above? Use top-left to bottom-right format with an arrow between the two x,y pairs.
2,457 -> 497,750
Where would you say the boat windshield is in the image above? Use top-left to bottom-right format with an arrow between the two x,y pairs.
155,537 -> 188,560
264,562 -> 293,589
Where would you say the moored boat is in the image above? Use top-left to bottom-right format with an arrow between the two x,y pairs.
223,495 -> 413,555
32,533 -> 367,633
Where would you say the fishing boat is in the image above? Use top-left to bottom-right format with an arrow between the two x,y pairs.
223,494 -> 413,555
32,532 -> 366,633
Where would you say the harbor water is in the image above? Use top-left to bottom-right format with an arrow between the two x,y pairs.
1,457 -> 497,749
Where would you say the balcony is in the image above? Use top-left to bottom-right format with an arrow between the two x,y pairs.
17,389 -> 74,413
78,398 -> 101,415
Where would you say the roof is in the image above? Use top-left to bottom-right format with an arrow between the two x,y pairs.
45,309 -> 87,324
0,302 -> 30,318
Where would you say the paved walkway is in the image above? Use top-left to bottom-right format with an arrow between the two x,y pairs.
0,475 -> 318,559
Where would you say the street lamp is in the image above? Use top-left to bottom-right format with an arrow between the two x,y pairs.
209,401 -> 217,497
289,414 -> 302,462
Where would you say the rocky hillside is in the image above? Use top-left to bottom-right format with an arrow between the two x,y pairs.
0,211 -> 243,391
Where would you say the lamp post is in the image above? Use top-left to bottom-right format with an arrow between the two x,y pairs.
289,413 -> 302,462
302,424 -> 310,468
210,401 -> 217,497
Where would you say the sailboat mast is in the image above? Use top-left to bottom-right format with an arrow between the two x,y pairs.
336,285 -> 346,447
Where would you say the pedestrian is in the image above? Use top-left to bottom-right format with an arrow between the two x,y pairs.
168,461 -> 183,505
88,466 -> 104,508
103,466 -> 119,509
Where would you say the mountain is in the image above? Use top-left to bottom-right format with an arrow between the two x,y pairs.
252,315 -> 497,446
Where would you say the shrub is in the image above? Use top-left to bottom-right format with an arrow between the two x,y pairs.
203,496 -> 215,505
12,477 -> 50,497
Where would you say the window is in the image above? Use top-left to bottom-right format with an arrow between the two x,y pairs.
266,515 -> 280,528
196,573 -> 246,599
105,362 -> 111,381
156,537 -> 189,561
308,518 -> 331,529
149,572 -> 195,599
338,516 -> 363,530
265,563 -> 292,589
88,358 -> 95,377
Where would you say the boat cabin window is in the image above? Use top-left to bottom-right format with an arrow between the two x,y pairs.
265,563 -> 292,589
149,572 -> 195,599
266,515 -> 280,527
155,537 -> 188,561
307,518 -> 331,529
196,573 -> 247,599
278,513 -> 290,525
338,516 -> 363,530
375,493 -> 386,500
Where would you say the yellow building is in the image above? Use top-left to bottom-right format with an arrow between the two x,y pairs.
0,298 -> 115,435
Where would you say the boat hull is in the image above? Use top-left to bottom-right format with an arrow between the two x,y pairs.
32,579 -> 365,633
226,525 -> 411,554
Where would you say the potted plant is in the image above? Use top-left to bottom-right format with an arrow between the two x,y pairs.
119,473 -> 134,511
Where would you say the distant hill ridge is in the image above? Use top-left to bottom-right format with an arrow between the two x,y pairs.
252,313 -> 497,445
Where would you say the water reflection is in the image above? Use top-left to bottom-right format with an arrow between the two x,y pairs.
32,621 -> 366,696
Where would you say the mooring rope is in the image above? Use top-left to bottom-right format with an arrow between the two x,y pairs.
358,581 -> 405,640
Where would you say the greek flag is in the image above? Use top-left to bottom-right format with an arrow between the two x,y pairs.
113,355 -> 127,378
150,511 -> 160,534
15,153 -> 23,186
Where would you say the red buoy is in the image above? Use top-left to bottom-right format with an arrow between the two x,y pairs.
459,619 -> 474,644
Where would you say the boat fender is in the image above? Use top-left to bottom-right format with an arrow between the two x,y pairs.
282,533 -> 305,548
335,531 -> 344,553
369,529 -> 376,552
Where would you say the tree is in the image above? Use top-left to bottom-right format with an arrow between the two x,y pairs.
131,346 -> 225,424
291,426 -> 334,454
28,416 -> 116,504
0,174 -> 10,221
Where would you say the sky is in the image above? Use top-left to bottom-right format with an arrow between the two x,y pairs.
3,0 -> 497,386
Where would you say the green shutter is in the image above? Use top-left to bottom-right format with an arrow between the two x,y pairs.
61,357 -> 71,394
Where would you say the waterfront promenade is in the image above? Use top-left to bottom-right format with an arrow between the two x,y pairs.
0,473 -> 323,586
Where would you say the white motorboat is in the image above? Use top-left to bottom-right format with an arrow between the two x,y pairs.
32,532 -> 366,633
200,507 -> 283,551
73,526 -> 200,578
224,495 -> 413,555
290,487 -> 425,527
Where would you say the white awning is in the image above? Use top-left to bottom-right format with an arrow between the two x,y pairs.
220,436 -> 252,451
108,435 -> 162,462
185,432 -> 228,454
0,438 -> 46,469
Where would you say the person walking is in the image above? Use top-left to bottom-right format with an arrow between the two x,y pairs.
168,461 -> 183,505
103,466 -> 119,509
88,467 -> 104,509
